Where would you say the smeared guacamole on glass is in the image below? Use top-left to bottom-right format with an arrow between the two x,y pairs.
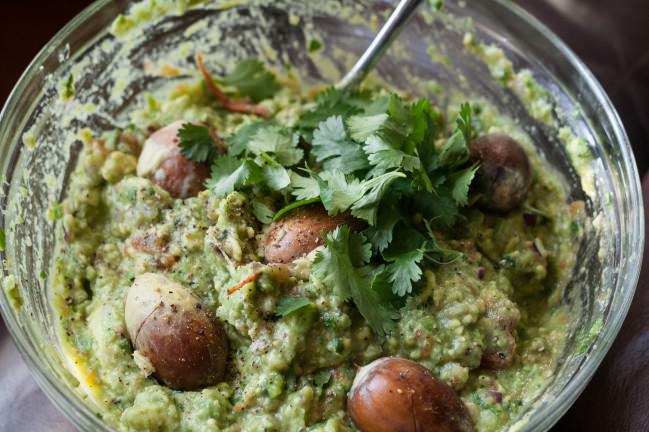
51,4 -> 584,432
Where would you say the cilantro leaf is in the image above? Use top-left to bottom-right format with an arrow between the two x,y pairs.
276,296 -> 312,317
416,125 -> 439,174
312,229 -> 355,299
312,116 -> 348,161
258,153 -> 291,191
252,199 -> 275,224
206,156 -> 262,197
312,226 -> 398,336
364,135 -> 420,175
348,231 -> 373,267
385,249 -> 425,296
438,102 -> 474,168
178,123 -> 219,162
371,267 -> 409,309
316,170 -> 405,225
382,94 -> 420,153
346,95 -> 410,148
353,264 -> 399,335
457,102 -> 474,143
351,95 -> 425,155
219,59 -> 279,102
289,170 -> 320,200
347,113 -> 389,142
315,171 -> 364,215
353,94 -> 391,116
347,96 -> 442,182
364,200 -> 401,251
379,222 -> 451,296
412,188 -> 459,227
451,163 -> 480,206
248,125 -> 303,166
409,99 -> 432,146
298,87 -> 361,133
349,172 -> 405,225
439,129 -> 470,168
382,223 -> 428,259
226,120 -> 274,156
312,116 -> 369,173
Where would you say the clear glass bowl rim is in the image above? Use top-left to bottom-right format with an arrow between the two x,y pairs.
0,0 -> 643,431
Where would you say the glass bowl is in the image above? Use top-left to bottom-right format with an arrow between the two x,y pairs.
0,0 -> 642,430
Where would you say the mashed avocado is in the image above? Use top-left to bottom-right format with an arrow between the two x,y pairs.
52,76 -> 579,431
51,6 -> 583,432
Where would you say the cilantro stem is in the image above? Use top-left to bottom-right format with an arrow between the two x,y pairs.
196,53 -> 272,119
273,197 -> 321,221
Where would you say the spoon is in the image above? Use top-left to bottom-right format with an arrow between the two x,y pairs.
337,0 -> 424,91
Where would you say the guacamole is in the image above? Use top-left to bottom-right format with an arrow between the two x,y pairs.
51,8 -> 582,432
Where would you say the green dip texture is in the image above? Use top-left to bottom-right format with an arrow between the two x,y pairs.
51,22 -> 583,432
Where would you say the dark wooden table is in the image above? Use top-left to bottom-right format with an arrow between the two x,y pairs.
1,1 -> 648,430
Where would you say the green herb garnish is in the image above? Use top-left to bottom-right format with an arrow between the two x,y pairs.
63,74 -> 75,99
208,83 -> 479,335
312,115 -> 370,173
298,87 -> 362,134
207,157 -> 263,198
219,59 -> 280,102
313,226 -> 398,336
276,296 -> 312,317
252,199 -> 275,224
178,123 -> 219,163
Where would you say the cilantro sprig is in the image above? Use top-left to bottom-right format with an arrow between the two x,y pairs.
298,87 -> 362,134
197,79 -> 479,335
205,121 -> 304,199
313,226 -> 399,336
311,115 -> 370,173
293,94 -> 479,322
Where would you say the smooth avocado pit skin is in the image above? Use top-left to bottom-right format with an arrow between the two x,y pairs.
125,273 -> 228,390
470,133 -> 532,212
264,205 -> 365,263
348,357 -> 474,432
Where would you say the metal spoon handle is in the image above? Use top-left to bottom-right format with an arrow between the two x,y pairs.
337,0 -> 424,91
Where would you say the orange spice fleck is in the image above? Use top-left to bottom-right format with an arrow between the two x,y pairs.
227,272 -> 262,295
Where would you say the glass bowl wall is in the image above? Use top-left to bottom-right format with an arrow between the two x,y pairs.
0,0 -> 642,430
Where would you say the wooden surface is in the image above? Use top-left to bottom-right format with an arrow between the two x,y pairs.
0,1 -> 648,430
